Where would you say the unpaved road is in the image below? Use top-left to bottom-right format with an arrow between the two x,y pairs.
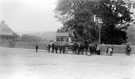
0,47 -> 135,79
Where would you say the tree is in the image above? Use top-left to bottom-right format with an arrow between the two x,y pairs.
55,0 -> 133,44
94,0 -> 133,44
55,0 -> 99,41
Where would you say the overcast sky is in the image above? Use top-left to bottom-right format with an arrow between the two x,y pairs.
0,0 -> 135,35
0,0 -> 62,34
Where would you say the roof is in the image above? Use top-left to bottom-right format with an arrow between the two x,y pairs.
0,21 -> 14,36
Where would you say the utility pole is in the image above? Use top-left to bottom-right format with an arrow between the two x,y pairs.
98,23 -> 102,44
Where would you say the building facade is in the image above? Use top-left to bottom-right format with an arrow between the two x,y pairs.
0,20 -> 18,47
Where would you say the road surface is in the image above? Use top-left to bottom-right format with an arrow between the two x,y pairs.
0,47 -> 135,79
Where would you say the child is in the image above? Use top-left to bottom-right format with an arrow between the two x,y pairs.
106,46 -> 113,56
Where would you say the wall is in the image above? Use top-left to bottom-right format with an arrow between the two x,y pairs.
14,42 -> 48,50
100,44 -> 135,54
0,40 -> 15,47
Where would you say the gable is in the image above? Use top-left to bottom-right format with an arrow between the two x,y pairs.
0,21 -> 13,36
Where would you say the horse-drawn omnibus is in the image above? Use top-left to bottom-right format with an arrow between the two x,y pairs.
56,32 -> 74,50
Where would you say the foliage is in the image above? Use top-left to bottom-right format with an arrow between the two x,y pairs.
95,0 -> 133,44
55,0 -> 98,41
55,0 -> 134,44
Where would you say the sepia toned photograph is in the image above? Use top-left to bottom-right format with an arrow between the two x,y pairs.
0,0 -> 135,79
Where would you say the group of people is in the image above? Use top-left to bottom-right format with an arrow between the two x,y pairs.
71,41 -> 99,55
46,41 -> 107,56
47,42 -> 68,54
47,40 -> 94,55
34,40 -> 132,56
46,41 -> 132,56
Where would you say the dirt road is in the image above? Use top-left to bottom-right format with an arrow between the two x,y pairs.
0,47 -> 135,79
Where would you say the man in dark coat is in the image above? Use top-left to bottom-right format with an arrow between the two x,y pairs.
89,44 -> 93,55
84,40 -> 89,55
90,43 -> 95,55
96,44 -> 100,55
73,42 -> 78,54
54,43 -> 59,54
51,43 -> 55,53
77,42 -> 81,55
62,44 -> 66,54
35,43 -> 39,53
78,41 -> 84,55
59,42 -> 64,54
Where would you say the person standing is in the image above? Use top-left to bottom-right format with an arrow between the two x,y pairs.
77,42 -> 81,55
35,43 -> 39,53
89,44 -> 93,55
84,40 -> 89,55
110,45 -> 113,56
106,46 -> 113,56
126,44 -> 131,56
96,44 -> 100,55
62,44 -> 66,54
51,43 -> 55,53
65,43 -> 68,54
74,42 -> 78,54
59,42 -> 62,54
72,42 -> 77,54
81,42 -> 85,55
93,43 -> 97,54
54,43 -> 59,54
79,41 -> 84,55
50,40 -> 53,53
47,44 -> 51,53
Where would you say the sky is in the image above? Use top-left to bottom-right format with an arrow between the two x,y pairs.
0,0 -> 135,35
0,0 -> 62,34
